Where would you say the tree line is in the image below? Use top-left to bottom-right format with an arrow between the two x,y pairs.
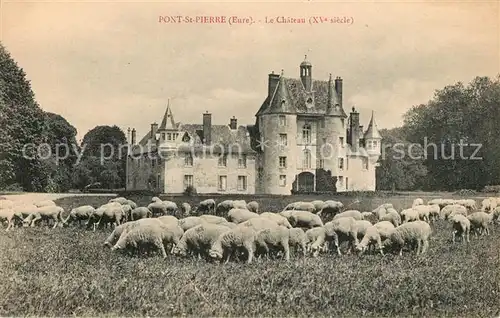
1,42 -> 499,193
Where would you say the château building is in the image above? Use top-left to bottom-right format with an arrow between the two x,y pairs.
126,56 -> 382,194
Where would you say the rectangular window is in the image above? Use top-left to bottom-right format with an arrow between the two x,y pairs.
346,158 -> 349,170
167,133 -> 172,141
218,175 -> 227,191
238,155 -> 247,168
237,176 -> 247,191
338,158 -> 344,170
279,115 -> 287,126
339,137 -> 344,147
318,159 -> 324,169
183,175 -> 193,188
279,156 -> 287,168
346,177 -> 349,190
218,154 -> 227,167
279,134 -> 287,147
161,133 -> 166,141
279,175 -> 286,187
151,158 -> 156,168
338,176 -> 344,187
341,118 -> 345,129
184,153 -> 193,167
157,174 -> 161,189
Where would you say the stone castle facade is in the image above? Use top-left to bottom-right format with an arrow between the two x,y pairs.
126,57 -> 382,194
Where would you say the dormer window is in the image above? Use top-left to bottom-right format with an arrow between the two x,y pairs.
167,133 -> 172,141
281,99 -> 286,109
182,133 -> 191,142
307,97 -> 313,103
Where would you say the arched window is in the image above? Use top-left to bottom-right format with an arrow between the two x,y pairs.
302,124 -> 311,144
303,149 -> 311,169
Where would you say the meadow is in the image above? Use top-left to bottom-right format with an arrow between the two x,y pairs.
0,193 -> 499,317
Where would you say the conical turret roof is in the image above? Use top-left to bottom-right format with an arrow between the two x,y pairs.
261,70 -> 297,114
158,100 -> 177,131
364,111 -> 382,139
325,74 -> 347,117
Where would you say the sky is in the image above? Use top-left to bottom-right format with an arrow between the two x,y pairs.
2,0 -> 499,142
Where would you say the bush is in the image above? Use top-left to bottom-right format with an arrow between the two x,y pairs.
183,185 -> 197,196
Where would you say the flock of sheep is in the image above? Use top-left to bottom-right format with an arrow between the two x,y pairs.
0,195 -> 499,263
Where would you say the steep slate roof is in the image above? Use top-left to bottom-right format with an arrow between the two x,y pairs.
256,75 -> 347,117
363,111 -> 382,139
158,102 -> 180,131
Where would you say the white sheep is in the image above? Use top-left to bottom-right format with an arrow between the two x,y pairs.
199,214 -> 230,225
0,208 -> 15,231
317,200 -> 343,218
178,216 -> 204,231
238,217 -> 280,232
311,200 -> 325,213
388,221 -> 432,256
284,201 -> 316,213
125,200 -> 137,209
454,199 -> 477,211
332,210 -> 363,221
440,204 -> 467,220
288,227 -> 308,257
93,204 -> 125,230
355,221 -> 395,255
111,221 -> 184,258
413,205 -> 431,222
305,227 -> 327,253
311,217 -> 359,257
196,199 -> 216,214
259,212 -> 292,228
412,198 -> 424,208
12,204 -> 38,227
379,208 -> 401,227
109,197 -> 129,205
180,203 -> 191,217
227,208 -> 260,224
246,201 -> 259,213
279,210 -> 323,229
23,205 -> 65,228
215,200 -> 235,216
120,204 -> 133,223
467,210 -> 500,236
130,207 -> 152,221
481,198 -> 497,212
172,222 -> 233,259
361,212 -> 374,219
209,225 -> 257,264
255,225 -> 290,261
400,208 -> 420,223
233,200 -> 248,210
450,214 -> 470,243
372,206 -> 388,220
62,205 -> 95,227
103,218 -> 162,247
354,220 -> 373,241
147,202 -> 168,217
151,196 -> 162,203
427,204 -> 441,222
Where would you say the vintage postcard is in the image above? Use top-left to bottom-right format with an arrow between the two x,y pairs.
0,0 -> 499,316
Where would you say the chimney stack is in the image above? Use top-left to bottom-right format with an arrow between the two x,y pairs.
150,122 -> 158,140
131,128 -> 137,145
229,116 -> 237,130
348,107 -> 360,152
335,77 -> 343,106
268,71 -> 280,98
127,127 -> 131,144
203,111 -> 212,145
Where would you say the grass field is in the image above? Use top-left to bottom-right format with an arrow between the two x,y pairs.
0,194 -> 499,317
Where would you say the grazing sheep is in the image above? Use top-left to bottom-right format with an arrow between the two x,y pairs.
427,204 -> 441,222
467,210 -> 500,236
110,197 -> 129,205
34,200 -> 56,208
388,221 -> 432,256
355,221 -> 396,255
412,198 -> 424,208
361,212 -> 374,219
125,200 -> 137,209
311,200 -> 325,213
199,214 -> 230,225
172,223 -> 233,259
372,206 -> 388,220
239,217 -> 281,232
227,208 -> 260,224
216,200 -> 234,216
103,218 -> 162,248
12,204 -> 38,227
62,205 -> 95,227
259,212 -> 292,229
156,215 -> 179,225
288,227 -> 308,257
450,214 -> 470,243
481,198 -> 496,212
379,208 -> 401,227
147,202 -> 169,217
209,225 -> 257,264
413,205 -> 431,222
455,199 -> 477,212
305,227 -> 327,253
151,196 -> 162,203
130,207 -> 152,221
94,204 -> 125,230
440,204 -> 467,220
317,200 -> 344,218
284,201 -> 316,213
23,205 -> 65,228
233,200 -> 248,210
311,217 -> 359,257
246,201 -> 259,213
0,209 -> 15,231
354,220 -> 373,240
400,208 -> 420,223
280,210 -> 323,229
197,199 -> 216,215
120,204 -> 133,223
333,210 -> 363,221
178,216 -> 204,231
255,225 -> 290,261
180,203 -> 191,217
112,221 -> 184,258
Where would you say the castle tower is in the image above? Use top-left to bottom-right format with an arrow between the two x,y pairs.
157,100 -> 180,152
257,70 -> 298,195
364,110 -> 382,162
300,55 -> 312,91
320,74 -> 348,188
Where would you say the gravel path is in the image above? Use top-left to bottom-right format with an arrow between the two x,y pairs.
0,192 -> 117,204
